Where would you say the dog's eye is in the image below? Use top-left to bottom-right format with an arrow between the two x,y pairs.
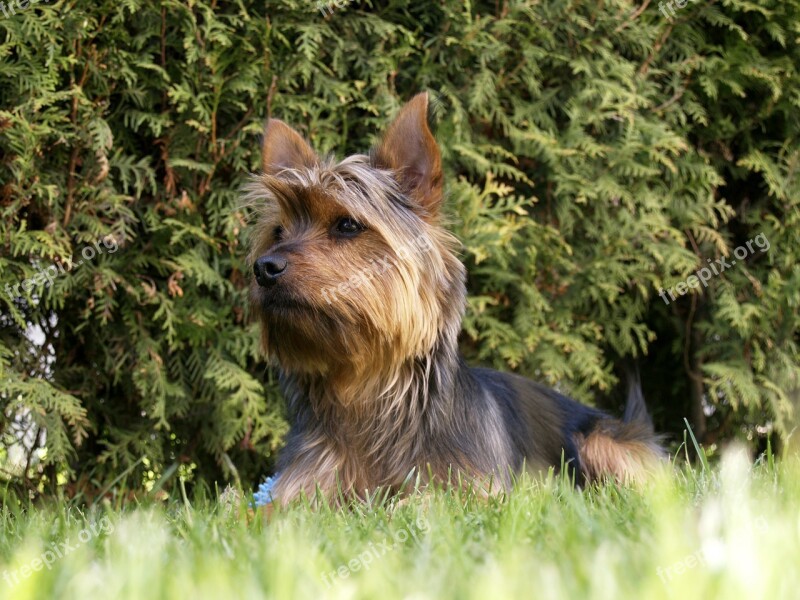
273,226 -> 284,241
333,217 -> 364,237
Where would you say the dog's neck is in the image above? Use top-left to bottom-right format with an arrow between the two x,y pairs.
272,262 -> 468,491
279,336 -> 464,476
284,335 -> 461,414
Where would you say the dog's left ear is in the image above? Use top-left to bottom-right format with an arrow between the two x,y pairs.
373,92 -> 443,218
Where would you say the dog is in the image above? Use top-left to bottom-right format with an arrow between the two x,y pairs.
246,92 -> 664,506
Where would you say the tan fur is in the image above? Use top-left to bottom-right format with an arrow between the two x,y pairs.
576,421 -> 663,484
374,93 -> 444,215
244,129 -> 465,402
245,93 -> 664,507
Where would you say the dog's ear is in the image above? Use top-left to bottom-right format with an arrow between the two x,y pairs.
373,92 -> 443,217
262,119 -> 318,175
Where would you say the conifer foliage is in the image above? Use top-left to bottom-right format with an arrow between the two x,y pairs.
1,0 -> 798,499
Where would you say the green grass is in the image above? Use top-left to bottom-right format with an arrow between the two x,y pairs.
1,450 -> 798,600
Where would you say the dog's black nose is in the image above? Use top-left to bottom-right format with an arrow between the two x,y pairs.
254,254 -> 288,286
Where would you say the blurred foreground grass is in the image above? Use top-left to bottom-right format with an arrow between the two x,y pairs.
1,450 -> 798,600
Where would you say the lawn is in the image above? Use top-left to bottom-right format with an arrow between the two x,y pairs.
1,449 -> 797,600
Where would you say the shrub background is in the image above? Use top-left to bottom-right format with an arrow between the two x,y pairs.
1,0 -> 798,500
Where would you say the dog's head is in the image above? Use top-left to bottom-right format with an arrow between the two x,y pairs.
246,93 -> 465,378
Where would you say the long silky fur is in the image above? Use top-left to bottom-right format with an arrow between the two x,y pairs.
245,107 -> 664,507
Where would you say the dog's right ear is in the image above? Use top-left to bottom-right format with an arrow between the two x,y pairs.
262,119 -> 318,175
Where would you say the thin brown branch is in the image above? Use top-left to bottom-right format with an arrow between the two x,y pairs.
653,76 -> 693,112
63,40 -> 91,229
615,0 -> 651,33
638,23 -> 674,78
266,75 -> 278,121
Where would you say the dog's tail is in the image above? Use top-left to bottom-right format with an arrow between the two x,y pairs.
622,364 -> 654,433
576,364 -> 665,484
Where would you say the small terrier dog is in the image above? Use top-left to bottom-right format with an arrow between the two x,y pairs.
247,93 -> 663,506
